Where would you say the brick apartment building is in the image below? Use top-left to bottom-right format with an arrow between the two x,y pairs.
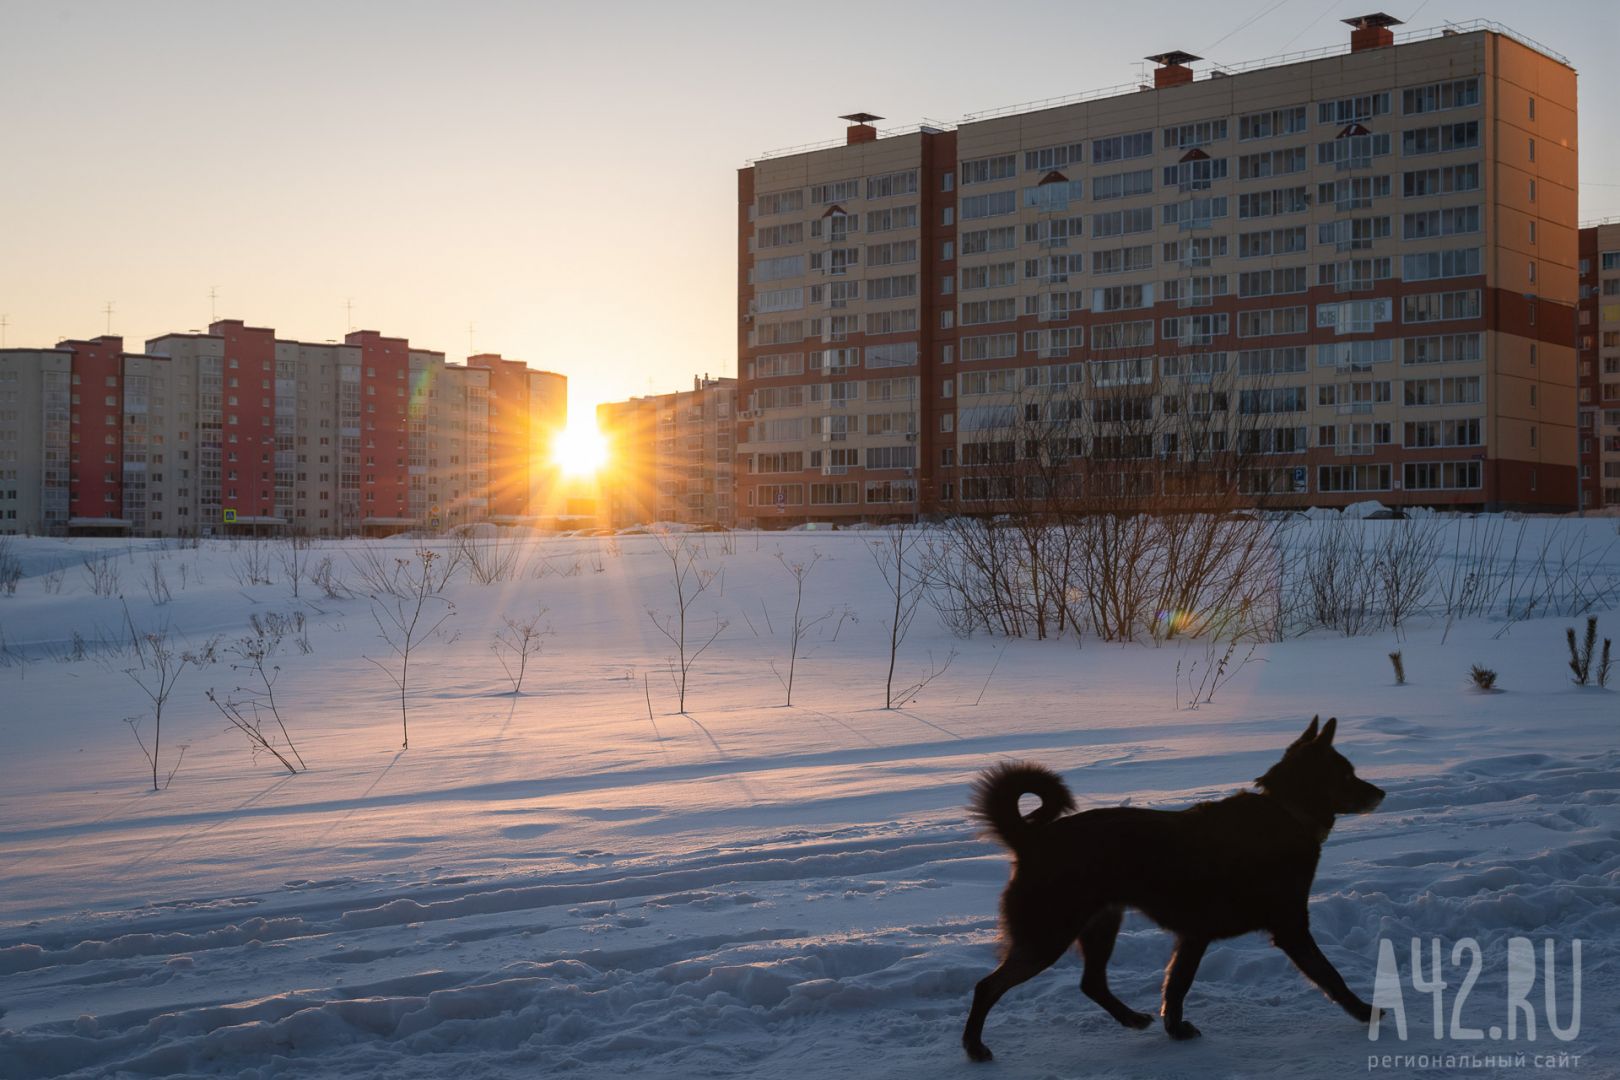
1577,221 -> 1620,508
0,319 -> 566,536
597,375 -> 737,529
736,17 -> 1579,526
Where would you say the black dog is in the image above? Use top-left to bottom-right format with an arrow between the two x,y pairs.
962,716 -> 1384,1062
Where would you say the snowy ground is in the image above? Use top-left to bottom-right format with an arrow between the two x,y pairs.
0,525 -> 1615,1079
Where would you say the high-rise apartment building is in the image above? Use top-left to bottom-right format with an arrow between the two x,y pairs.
0,348 -> 70,533
736,17 -> 1578,525
466,354 -> 567,522
598,375 -> 737,529
0,318 -> 563,537
1577,221 -> 1620,508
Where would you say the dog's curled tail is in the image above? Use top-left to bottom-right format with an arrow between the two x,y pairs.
969,761 -> 1076,851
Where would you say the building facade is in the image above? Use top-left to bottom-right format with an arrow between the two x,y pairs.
1577,222 -> 1620,508
736,18 -> 1579,525
0,319 -> 563,537
598,375 -> 737,529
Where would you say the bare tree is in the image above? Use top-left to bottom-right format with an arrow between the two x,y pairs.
364,550 -> 456,748
867,524 -> 932,709
124,631 -> 195,791
646,530 -> 727,714
772,550 -> 831,706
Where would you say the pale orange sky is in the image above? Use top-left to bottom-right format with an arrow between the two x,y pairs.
3,0 -> 1617,420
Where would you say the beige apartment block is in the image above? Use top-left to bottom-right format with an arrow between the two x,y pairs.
0,348 -> 70,534
736,18 -> 1579,524
598,376 -> 737,529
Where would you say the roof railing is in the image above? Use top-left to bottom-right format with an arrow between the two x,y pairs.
752,18 -> 1572,164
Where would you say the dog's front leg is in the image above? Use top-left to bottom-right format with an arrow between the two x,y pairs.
1273,925 -> 1374,1023
1160,936 -> 1208,1040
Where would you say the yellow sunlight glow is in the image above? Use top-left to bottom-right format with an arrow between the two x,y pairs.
552,418 -> 609,477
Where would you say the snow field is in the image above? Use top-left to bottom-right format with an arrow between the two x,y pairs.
0,525 -> 1616,1078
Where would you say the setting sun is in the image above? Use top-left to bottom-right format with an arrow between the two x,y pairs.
552,419 -> 609,477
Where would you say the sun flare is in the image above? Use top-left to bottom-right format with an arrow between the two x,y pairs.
552,419 -> 609,477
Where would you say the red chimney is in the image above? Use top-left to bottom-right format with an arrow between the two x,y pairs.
841,112 -> 882,144
1146,52 -> 1200,89
1343,12 -> 1403,52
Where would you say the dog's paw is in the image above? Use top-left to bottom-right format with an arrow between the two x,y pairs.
1166,1019 -> 1202,1041
964,1040 -> 994,1063
1121,1010 -> 1154,1030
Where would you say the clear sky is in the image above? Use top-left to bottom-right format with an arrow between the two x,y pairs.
2,0 -> 1617,417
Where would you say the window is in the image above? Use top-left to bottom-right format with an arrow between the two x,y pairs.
1092,131 -> 1154,163
1402,78 -> 1480,115
1317,131 -> 1391,168
1403,205 -> 1480,239
1404,461 -> 1481,490
1091,207 -> 1155,237
1239,186 -> 1308,218
1318,464 -> 1392,492
1239,105 -> 1308,140
1318,92 -> 1390,125
960,154 -> 1018,185
1163,119 -> 1228,149
1163,157 -> 1227,190
1403,163 -> 1480,196
1402,121 -> 1480,156
865,169 -> 918,200
1025,142 -> 1086,172
1237,306 -> 1308,338
1402,333 -> 1482,366
1023,180 -> 1084,212
1238,226 -> 1308,258
756,189 -> 805,216
1092,169 -> 1154,201
1402,289 -> 1481,324
1238,146 -> 1307,180
960,191 -> 1017,220
810,179 -> 860,204
1402,247 -> 1481,282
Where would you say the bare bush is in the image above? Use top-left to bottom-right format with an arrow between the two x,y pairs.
1469,664 -> 1498,692
310,555 -> 350,600
460,530 -> 522,585
277,536 -> 314,598
211,613 -> 306,771
0,538 -> 21,596
492,605 -> 550,695
227,542 -> 275,587
142,556 -> 173,606
83,553 -> 121,598
41,567 -> 66,594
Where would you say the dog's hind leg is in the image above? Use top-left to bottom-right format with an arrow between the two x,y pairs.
1272,923 -> 1375,1024
1078,905 -> 1152,1029
962,938 -> 1067,1063
1159,936 -> 1209,1040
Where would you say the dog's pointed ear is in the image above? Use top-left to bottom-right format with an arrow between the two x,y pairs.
1293,715 -> 1319,747
1318,717 -> 1337,745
